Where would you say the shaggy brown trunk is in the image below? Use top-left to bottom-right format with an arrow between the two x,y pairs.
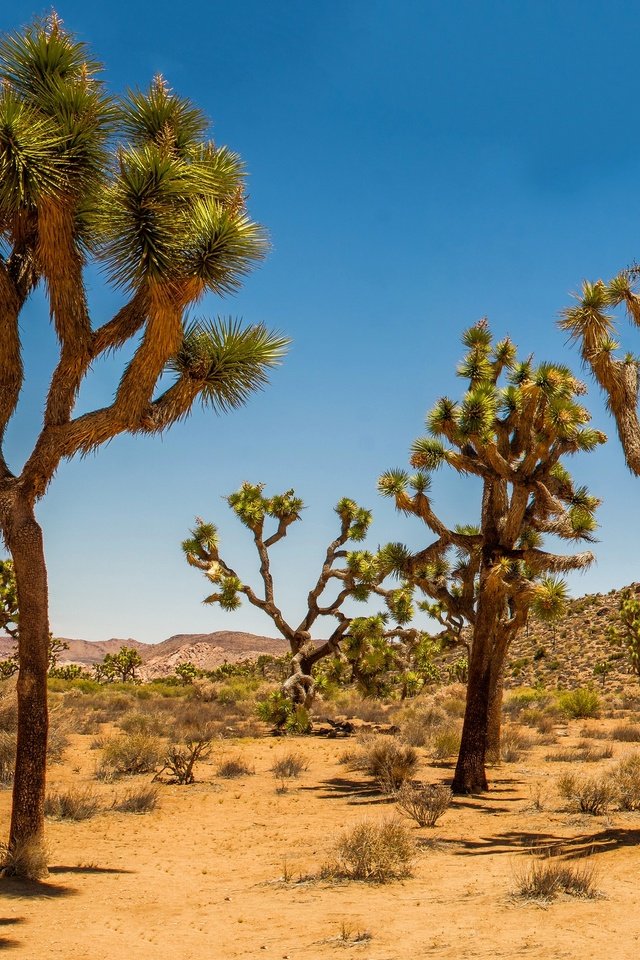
5,499 -> 49,875
452,590 -> 501,794
486,659 -> 504,759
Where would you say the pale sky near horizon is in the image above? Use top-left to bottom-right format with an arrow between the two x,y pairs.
3,0 -> 640,643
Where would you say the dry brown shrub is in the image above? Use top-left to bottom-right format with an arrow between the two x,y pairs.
96,732 -> 163,780
0,730 -> 16,785
346,735 -> 419,791
45,787 -> 100,821
514,854 -> 598,901
611,753 -> 640,810
112,786 -> 159,814
557,773 -> 614,814
0,836 -> 49,880
216,756 -> 255,778
395,782 -> 452,827
325,817 -> 416,882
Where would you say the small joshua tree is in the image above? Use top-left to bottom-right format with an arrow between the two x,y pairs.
183,483 -> 425,718
94,645 -> 143,684
379,320 -> 603,793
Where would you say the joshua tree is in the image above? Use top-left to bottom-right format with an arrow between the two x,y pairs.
94,645 -> 143,684
183,482 -> 423,713
560,268 -> 640,473
379,321 -> 603,793
0,17 -> 287,875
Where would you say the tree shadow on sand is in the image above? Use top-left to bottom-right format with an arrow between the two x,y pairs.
455,827 -> 640,859
300,776 -> 395,806
0,917 -> 25,951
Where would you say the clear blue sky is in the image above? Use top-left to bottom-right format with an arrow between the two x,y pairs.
3,0 -> 640,642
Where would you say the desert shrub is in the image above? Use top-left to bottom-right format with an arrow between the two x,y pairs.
47,723 -> 70,763
0,836 -> 48,880
155,730 -> 214,785
431,725 -> 462,761
216,757 -> 255,778
96,732 -> 163,780
610,754 -> 640,811
326,817 -> 416,882
0,730 -> 16,785
271,751 -> 308,780
346,736 -> 419,791
521,708 -> 557,733
398,702 -> 447,747
545,742 -> 613,763
118,711 -> 167,737
558,688 -> 600,719
579,724 -> 611,741
257,691 -> 311,734
503,688 -> 545,717
44,787 -> 100,821
515,854 -> 598,901
0,687 -> 17,732
557,773 -> 613,814
440,695 -> 466,718
112,786 -> 159,814
611,723 -> 640,742
499,727 -> 533,763
395,782 -> 452,827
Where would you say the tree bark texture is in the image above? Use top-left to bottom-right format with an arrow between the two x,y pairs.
4,498 -> 49,868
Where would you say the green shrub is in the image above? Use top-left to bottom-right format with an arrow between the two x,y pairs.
558,688 -> 600,719
96,732 -> 163,780
431,725 -> 462,760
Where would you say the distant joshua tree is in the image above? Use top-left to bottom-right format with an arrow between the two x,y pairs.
0,16 -> 287,876
379,321 -> 603,793
182,483 -> 426,713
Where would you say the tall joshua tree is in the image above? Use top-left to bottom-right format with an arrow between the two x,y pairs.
379,321 -> 603,793
183,482 -> 421,708
560,268 -> 640,473
0,16 -> 287,875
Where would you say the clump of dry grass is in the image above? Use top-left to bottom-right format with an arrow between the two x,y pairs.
545,742 -> 613,763
611,723 -> 640,742
398,701 -> 447,747
343,735 -> 419,792
0,730 -> 16,785
323,817 -> 416,882
557,773 -> 614,815
271,751 -> 308,780
611,754 -> 640,811
0,836 -> 49,880
395,782 -> 452,827
216,756 -> 255,778
514,854 -> 599,901
44,787 -> 100,821
495,726 -> 533,763
431,725 -> 461,761
112,785 -> 159,814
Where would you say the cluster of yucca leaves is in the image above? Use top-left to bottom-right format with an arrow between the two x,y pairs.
560,268 -> 640,475
378,319 -> 605,640
0,15 -> 287,458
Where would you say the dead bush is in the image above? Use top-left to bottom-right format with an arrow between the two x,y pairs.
395,782 -> 452,827
44,787 -> 100,821
0,730 -> 16,785
325,817 -> 416,882
611,754 -> 640,811
514,854 -> 598,901
611,724 -> 640,742
346,736 -> 418,791
216,756 -> 255,778
154,725 -> 215,785
271,751 -> 308,780
557,773 -> 614,815
112,786 -> 159,814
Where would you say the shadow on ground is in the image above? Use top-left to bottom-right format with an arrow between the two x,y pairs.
455,828 -> 640,859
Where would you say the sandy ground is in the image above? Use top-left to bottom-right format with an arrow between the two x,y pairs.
1,723 -> 640,960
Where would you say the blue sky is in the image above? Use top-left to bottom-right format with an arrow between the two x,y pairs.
3,0 -> 640,643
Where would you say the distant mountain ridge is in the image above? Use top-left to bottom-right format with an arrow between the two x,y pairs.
0,631 -> 288,678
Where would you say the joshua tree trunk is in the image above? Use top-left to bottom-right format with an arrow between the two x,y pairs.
4,498 -> 49,871
452,592 -> 501,793
486,658 -> 504,759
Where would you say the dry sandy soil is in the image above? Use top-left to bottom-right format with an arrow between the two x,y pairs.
1,717 -> 640,960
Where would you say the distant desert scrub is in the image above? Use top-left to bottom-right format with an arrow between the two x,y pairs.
342,735 -> 419,791
558,687 -> 601,719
